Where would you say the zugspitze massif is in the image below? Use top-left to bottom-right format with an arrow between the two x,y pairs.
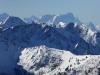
0,0 -> 100,75
0,12 -> 100,75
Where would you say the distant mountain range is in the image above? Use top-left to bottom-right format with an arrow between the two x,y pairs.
24,13 -> 81,27
0,13 -> 100,75
1,13 -> 99,31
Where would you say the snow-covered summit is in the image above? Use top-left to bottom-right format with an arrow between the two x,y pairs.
19,45 -> 100,75
18,45 -> 75,75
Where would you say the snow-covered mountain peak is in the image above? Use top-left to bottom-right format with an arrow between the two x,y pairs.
18,45 -> 74,75
19,45 -> 100,75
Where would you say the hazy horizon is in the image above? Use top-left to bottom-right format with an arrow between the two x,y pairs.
0,0 -> 100,25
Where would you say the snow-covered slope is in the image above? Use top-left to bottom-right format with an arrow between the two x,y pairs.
19,45 -> 100,75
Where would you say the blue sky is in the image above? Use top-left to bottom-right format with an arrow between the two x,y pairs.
0,0 -> 100,25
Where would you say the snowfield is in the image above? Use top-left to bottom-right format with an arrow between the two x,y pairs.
18,46 -> 100,75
